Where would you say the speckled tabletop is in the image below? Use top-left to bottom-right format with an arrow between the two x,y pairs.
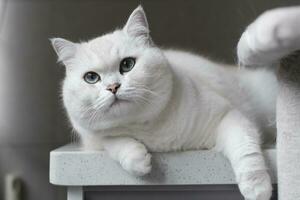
49,144 -> 277,186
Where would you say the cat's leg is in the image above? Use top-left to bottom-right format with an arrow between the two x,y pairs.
215,110 -> 272,200
101,136 -> 152,176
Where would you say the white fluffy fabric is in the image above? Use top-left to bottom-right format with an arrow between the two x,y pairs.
237,6 -> 300,200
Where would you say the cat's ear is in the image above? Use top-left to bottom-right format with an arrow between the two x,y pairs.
50,38 -> 77,66
123,5 -> 152,44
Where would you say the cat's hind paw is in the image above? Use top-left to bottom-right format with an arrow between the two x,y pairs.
238,6 -> 300,67
119,143 -> 152,176
238,170 -> 272,200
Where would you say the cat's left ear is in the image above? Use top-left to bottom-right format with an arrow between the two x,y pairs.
123,5 -> 152,44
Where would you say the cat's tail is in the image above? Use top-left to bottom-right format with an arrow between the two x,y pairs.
237,6 -> 300,68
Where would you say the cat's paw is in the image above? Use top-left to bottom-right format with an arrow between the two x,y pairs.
119,143 -> 152,176
238,170 -> 272,200
238,7 -> 300,66
245,7 -> 300,52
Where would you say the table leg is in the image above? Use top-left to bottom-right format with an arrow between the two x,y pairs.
67,186 -> 83,200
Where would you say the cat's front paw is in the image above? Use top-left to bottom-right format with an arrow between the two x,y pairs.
119,144 -> 152,176
238,170 -> 272,200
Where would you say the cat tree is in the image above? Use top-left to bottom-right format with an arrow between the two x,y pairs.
237,6 -> 300,200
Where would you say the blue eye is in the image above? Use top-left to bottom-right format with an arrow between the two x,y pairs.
120,57 -> 135,74
84,72 -> 100,84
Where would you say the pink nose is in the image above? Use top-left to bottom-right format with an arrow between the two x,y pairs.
106,83 -> 121,94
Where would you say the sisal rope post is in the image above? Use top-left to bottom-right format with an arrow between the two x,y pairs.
277,52 -> 300,199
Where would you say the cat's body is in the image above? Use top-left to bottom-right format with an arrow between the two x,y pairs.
50,6 -> 294,200
65,47 -> 277,152
80,50 -> 277,153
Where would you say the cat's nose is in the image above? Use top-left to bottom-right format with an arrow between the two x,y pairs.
106,83 -> 121,94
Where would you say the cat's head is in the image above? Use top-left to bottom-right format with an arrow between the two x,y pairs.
51,6 -> 173,131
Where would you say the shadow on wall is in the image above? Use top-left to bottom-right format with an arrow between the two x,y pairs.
0,0 -> 299,200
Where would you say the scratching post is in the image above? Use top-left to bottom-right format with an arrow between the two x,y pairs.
277,53 -> 300,200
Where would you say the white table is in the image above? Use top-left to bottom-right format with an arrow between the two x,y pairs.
50,144 -> 277,200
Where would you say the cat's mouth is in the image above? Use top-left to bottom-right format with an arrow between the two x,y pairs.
109,96 -> 129,108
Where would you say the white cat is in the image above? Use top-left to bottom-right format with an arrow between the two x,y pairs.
51,6 -> 280,200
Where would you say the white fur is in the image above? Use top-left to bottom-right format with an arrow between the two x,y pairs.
51,6 -> 279,200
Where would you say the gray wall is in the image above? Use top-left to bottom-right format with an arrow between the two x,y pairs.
0,0 -> 298,199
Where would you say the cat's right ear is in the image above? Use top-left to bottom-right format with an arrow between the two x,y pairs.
50,38 -> 77,66
123,6 -> 152,45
